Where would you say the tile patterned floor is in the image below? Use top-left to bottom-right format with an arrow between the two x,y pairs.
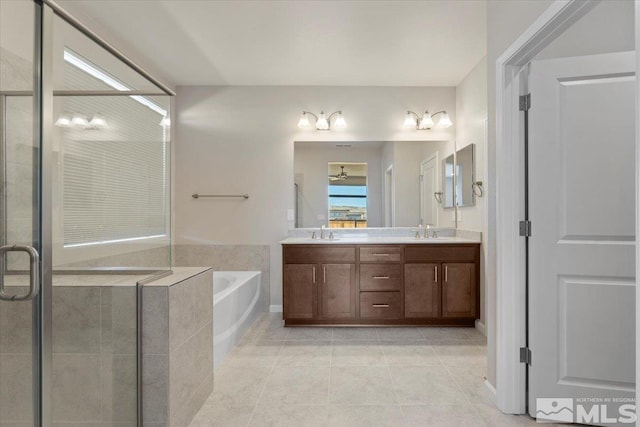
190,313 -> 544,427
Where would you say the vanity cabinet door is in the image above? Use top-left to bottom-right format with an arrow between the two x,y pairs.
320,263 -> 356,319
404,263 -> 440,318
283,264 -> 317,319
442,263 -> 476,318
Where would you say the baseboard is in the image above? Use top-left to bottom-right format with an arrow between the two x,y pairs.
475,319 -> 486,336
269,305 -> 283,313
484,379 -> 497,403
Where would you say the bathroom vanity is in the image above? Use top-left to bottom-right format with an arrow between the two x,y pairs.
281,237 -> 480,326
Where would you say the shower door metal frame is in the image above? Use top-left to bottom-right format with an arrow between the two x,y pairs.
0,1 -> 176,425
0,1 -> 48,424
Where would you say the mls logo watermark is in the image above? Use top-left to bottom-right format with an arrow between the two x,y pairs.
536,398 -> 573,423
536,398 -> 637,424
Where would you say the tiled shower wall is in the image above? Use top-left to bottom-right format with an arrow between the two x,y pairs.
142,268 -> 213,427
0,284 -> 137,425
173,244 -> 270,312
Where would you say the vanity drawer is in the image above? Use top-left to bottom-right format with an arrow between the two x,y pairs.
360,292 -> 402,319
284,246 -> 356,263
404,245 -> 478,263
359,264 -> 402,291
359,246 -> 402,263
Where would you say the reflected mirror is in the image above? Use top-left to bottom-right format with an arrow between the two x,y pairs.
294,140 -> 456,228
456,143 -> 475,207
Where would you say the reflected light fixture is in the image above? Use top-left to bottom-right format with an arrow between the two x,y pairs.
54,112 -> 73,127
88,113 -> 108,129
404,110 -> 453,130
71,113 -> 89,127
298,110 -> 346,131
55,112 -> 109,130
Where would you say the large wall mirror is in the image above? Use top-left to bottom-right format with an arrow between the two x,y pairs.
294,140 -> 458,228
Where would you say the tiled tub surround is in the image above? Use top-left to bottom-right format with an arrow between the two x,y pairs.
57,245 -> 171,270
173,244 -> 270,312
143,267 -> 214,427
0,273 -> 149,426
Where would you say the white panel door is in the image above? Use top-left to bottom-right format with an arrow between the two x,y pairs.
420,155 -> 438,226
529,52 -> 636,425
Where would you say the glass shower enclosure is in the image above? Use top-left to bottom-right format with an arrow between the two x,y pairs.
0,1 -> 173,425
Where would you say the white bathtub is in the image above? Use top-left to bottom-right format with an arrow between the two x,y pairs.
213,271 -> 261,368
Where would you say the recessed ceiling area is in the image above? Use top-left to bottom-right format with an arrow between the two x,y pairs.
56,0 -> 487,87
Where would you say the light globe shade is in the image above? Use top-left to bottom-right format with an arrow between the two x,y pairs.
404,111 -> 417,127
419,111 -> 434,129
89,113 -> 108,129
297,112 -> 311,129
315,111 -> 329,130
333,112 -> 346,129
71,113 -> 89,128
438,112 -> 453,128
55,113 -> 73,127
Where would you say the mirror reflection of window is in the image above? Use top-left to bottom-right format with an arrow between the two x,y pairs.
328,162 -> 368,228
443,155 -> 455,208
456,163 -> 463,207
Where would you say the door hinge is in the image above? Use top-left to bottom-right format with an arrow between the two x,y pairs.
519,94 -> 531,111
519,220 -> 532,237
520,347 -> 532,365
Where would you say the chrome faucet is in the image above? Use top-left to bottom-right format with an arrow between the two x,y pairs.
425,224 -> 431,239
412,224 -> 423,239
320,224 -> 327,240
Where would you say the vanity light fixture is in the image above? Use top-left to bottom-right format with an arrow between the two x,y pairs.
298,110 -> 346,130
404,110 -> 453,130
88,113 -> 108,129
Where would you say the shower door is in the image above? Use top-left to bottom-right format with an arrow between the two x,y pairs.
0,0 -> 45,425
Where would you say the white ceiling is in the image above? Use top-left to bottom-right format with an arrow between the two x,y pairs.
56,0 -> 487,87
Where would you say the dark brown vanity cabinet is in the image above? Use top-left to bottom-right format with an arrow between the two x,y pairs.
319,264 -> 357,319
283,247 -> 357,322
404,245 -> 479,324
283,264 -> 316,319
283,243 -> 479,326
404,263 -> 440,318
441,262 -> 477,318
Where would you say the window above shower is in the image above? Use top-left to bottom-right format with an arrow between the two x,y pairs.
50,14 -> 172,270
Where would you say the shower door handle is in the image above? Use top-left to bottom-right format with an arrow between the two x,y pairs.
0,245 -> 40,301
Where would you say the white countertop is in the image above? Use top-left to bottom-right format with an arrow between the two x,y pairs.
280,236 -> 480,245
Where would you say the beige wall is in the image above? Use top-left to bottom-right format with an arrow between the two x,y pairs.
174,85 -> 456,307
455,56 -> 488,331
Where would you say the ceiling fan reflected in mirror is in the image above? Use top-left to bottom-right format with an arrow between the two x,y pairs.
329,166 -> 348,181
